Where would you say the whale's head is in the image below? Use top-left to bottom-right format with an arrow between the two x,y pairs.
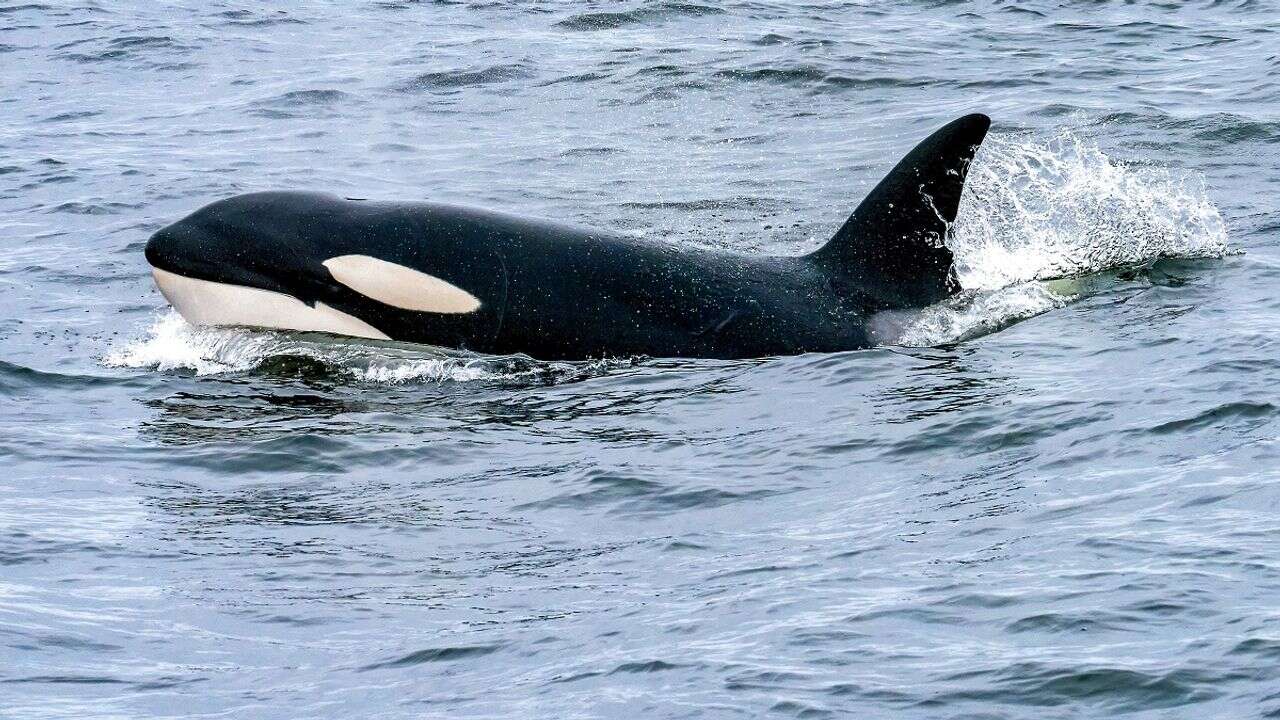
146,192 -> 325,298
145,192 -> 482,340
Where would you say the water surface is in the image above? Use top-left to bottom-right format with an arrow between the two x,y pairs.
2,1 -> 1279,718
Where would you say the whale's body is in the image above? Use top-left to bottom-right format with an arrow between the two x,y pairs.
145,114 -> 990,360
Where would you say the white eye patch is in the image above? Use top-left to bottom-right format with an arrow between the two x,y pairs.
322,254 -> 481,314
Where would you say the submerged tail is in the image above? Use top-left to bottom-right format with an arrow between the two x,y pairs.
809,113 -> 990,309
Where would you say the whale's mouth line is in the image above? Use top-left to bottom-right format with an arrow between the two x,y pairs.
150,267 -> 389,340
145,246 -> 307,302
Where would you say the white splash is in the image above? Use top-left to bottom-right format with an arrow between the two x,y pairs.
894,128 -> 1229,347
103,311 -> 506,383
894,284 -> 1068,347
951,129 -> 1227,290
105,311 -> 269,375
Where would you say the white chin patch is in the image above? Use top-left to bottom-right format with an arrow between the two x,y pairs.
321,254 -> 481,314
151,267 -> 390,340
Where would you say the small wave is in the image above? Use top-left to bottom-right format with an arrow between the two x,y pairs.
41,110 -> 101,123
610,660 -> 683,674
935,662 -> 1222,711
634,63 -> 688,78
1006,611 -> 1133,634
255,89 -> 351,107
715,66 -> 826,85
360,644 -> 502,671
560,146 -> 620,157
1145,401 -> 1276,435
57,35 -> 190,63
109,36 -> 178,49
514,468 -> 782,515
399,64 -> 532,92
1103,110 -> 1280,145
619,195 -> 777,211
714,65 -> 926,91
0,3 -> 51,14
538,71 -> 612,86
751,33 -> 792,46
0,360 -> 123,394
103,311 -> 633,384
556,2 -> 722,31
47,200 -> 134,215
247,89 -> 352,118
214,9 -> 307,27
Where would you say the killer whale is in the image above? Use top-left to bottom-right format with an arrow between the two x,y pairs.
145,113 -> 990,360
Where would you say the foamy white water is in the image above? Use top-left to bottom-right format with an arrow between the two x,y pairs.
104,311 -> 508,382
952,129 -> 1228,290
893,129 -> 1229,347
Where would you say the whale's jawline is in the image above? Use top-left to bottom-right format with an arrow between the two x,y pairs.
151,267 -> 390,340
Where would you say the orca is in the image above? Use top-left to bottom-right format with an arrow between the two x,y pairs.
145,113 -> 990,360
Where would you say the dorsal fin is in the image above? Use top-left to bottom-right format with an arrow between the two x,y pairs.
809,113 -> 990,309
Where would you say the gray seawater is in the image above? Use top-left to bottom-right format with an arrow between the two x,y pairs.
2,1 -> 1279,717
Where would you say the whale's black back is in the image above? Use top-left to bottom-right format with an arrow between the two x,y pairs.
332,202 -> 866,358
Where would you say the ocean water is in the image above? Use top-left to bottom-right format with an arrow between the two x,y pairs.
3,1 -> 1279,717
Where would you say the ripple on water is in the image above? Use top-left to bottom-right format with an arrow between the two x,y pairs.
247,89 -> 354,119
1143,401 -> 1276,435
713,66 -> 931,92
212,9 -> 307,27
398,64 -> 534,92
56,35 -> 193,64
555,2 -> 723,31
360,644 -> 505,671
934,663 -> 1232,712
0,4 -> 54,15
514,467 -> 789,515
